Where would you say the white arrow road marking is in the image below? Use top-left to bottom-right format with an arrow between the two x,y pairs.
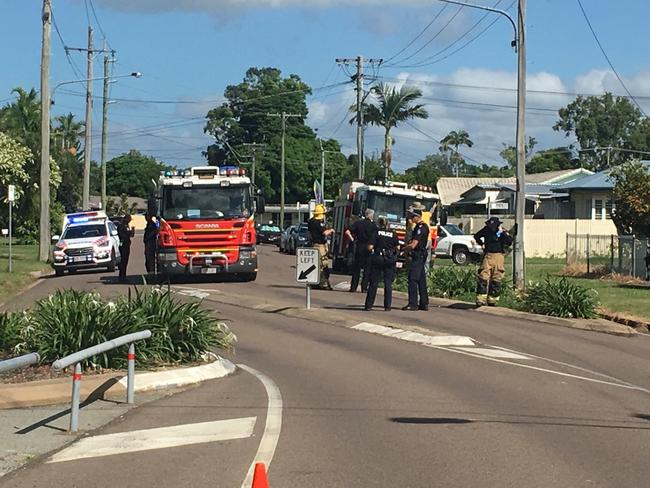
238,364 -> 283,488
47,417 -> 256,463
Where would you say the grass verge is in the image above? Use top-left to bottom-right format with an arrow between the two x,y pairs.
0,245 -> 50,305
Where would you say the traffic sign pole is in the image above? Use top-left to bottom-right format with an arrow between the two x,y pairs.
7,185 -> 15,273
306,284 -> 311,310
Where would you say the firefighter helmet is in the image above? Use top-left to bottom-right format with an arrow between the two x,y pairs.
313,203 -> 326,219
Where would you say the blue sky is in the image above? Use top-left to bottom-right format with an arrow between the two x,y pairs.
1,0 -> 649,171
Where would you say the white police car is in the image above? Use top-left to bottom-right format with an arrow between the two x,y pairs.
51,211 -> 121,276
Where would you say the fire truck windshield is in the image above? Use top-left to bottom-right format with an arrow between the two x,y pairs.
368,193 -> 436,222
161,185 -> 251,220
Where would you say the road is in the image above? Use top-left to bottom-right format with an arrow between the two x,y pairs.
2,242 -> 650,487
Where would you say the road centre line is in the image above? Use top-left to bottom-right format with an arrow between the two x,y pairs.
238,364 -> 283,488
47,417 -> 257,464
425,343 -> 650,394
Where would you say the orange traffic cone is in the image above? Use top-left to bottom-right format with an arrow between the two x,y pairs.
252,462 -> 269,488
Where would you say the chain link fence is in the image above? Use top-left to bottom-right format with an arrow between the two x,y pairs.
566,234 -> 650,279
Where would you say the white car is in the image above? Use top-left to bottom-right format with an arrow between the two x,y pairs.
434,223 -> 483,265
51,211 -> 121,276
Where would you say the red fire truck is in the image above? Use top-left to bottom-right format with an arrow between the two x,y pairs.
152,166 -> 263,281
331,181 -> 439,269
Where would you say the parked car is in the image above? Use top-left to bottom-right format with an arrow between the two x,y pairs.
287,223 -> 311,255
279,225 -> 297,253
434,223 -> 483,265
256,224 -> 282,245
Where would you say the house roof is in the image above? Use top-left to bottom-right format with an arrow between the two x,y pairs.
552,161 -> 650,191
526,168 -> 593,185
436,178 -> 516,206
436,169 -> 594,205
89,195 -> 148,210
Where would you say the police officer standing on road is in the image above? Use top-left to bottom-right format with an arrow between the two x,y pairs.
364,217 -> 400,311
345,208 -> 378,293
402,208 -> 430,311
143,213 -> 159,274
117,214 -> 135,283
474,216 -> 513,306
308,204 -> 334,290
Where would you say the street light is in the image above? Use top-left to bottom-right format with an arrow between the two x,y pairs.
51,72 -> 142,103
435,0 -> 527,289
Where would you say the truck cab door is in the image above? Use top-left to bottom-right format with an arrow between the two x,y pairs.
435,226 -> 449,255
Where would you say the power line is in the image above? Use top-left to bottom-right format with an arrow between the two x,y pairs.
402,120 -> 482,165
88,0 -> 112,49
387,5 -> 465,67
383,3 -> 449,65
575,0 -> 645,116
50,8 -> 85,79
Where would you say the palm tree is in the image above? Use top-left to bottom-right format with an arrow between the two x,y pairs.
440,130 -> 473,177
54,113 -> 84,151
352,83 -> 428,180
0,88 -> 41,152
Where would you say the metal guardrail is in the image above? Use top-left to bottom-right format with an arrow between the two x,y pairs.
52,330 -> 152,432
0,353 -> 41,374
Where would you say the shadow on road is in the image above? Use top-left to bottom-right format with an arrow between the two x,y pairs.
391,417 -> 472,425
390,416 -> 650,430
15,377 -> 123,435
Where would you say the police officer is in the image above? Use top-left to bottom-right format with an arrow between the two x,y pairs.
117,214 -> 135,283
402,208 -> 429,311
143,213 -> 159,274
364,217 -> 400,311
345,208 -> 378,293
308,204 -> 334,290
474,216 -> 513,306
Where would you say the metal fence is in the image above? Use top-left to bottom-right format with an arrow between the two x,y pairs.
566,233 -> 650,279
0,353 -> 40,374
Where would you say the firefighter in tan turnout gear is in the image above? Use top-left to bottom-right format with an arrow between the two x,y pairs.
474,217 -> 513,306
308,203 -> 334,290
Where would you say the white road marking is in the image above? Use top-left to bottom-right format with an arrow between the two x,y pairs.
48,417 -> 257,463
333,281 -> 351,291
352,322 -> 475,347
425,343 -> 650,394
238,364 -> 283,488
175,289 -> 210,299
451,347 -> 533,360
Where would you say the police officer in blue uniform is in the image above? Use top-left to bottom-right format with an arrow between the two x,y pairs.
402,208 -> 430,311
364,217 -> 400,311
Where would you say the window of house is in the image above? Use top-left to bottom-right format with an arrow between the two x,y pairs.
593,199 -> 603,220
605,200 -> 614,219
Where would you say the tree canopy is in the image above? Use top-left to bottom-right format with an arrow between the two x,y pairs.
610,160 -> 650,237
203,67 -> 347,201
106,150 -> 172,199
554,93 -> 648,170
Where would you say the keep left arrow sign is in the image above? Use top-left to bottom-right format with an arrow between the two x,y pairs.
298,264 -> 317,281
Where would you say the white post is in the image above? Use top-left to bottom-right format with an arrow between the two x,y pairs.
306,284 -> 311,310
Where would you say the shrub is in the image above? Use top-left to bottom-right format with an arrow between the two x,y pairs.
521,277 -> 599,319
427,266 -> 476,298
0,311 -> 30,355
26,289 -> 138,369
116,287 -> 235,365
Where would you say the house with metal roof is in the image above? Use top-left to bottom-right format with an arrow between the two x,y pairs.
437,168 -> 593,218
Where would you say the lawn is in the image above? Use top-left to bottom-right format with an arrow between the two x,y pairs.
0,245 -> 51,304
431,256 -> 650,322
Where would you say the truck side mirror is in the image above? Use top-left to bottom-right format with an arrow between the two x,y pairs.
147,197 -> 159,216
440,208 -> 448,227
255,196 -> 266,215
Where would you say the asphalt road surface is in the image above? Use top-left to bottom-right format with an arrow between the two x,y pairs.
3,242 -> 650,488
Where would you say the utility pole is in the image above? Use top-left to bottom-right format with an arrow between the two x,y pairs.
319,139 -> 326,200
100,43 -> 115,210
242,143 -> 266,186
82,26 -> 93,210
39,0 -> 52,263
266,112 -> 301,229
513,0 -> 527,289
336,56 -> 382,181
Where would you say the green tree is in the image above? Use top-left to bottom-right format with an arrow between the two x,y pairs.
527,147 -> 579,173
203,67 -> 345,203
354,83 -> 428,180
53,113 -> 84,151
440,130 -> 474,176
499,136 -> 537,170
609,160 -> 650,237
106,150 -> 171,199
0,132 -> 31,200
554,93 -> 643,170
